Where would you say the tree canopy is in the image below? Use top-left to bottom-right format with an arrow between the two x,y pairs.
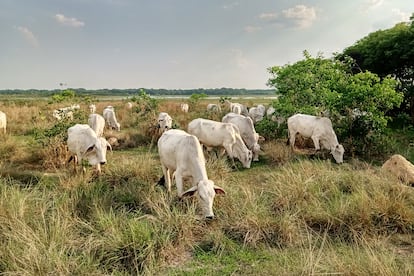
266,51 -> 403,158
342,14 -> 414,121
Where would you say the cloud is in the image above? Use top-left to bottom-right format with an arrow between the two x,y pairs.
244,25 -> 262,33
16,26 -> 39,47
282,5 -> 317,29
230,49 -> 249,69
54,14 -> 85,27
366,0 -> 384,9
360,0 -> 384,13
259,12 -> 278,22
392,8 -> 411,22
223,2 -> 239,9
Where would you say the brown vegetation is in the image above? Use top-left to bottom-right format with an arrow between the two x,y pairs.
0,97 -> 413,275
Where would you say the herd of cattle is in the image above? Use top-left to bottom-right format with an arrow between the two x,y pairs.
0,99 -> 346,219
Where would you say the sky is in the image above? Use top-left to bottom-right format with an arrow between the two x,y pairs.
1,0 -> 413,90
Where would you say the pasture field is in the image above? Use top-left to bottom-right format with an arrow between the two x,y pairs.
0,96 -> 414,275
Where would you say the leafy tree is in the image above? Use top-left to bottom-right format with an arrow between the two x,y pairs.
188,93 -> 207,108
131,89 -> 159,115
342,15 -> 414,122
267,51 -> 403,159
51,89 -> 76,103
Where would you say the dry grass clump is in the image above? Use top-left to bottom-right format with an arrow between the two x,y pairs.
1,98 -> 414,274
261,139 -> 293,165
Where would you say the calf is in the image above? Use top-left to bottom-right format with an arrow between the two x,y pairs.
158,129 -> 225,219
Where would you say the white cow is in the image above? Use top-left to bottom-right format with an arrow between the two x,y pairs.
222,113 -> 264,162
103,106 -> 120,131
126,102 -> 133,109
231,104 -> 242,115
67,124 -> 112,173
157,112 -> 173,134
287,114 -> 345,163
0,111 -> 6,134
207,103 -> 221,113
224,100 -> 248,116
266,106 -> 276,118
248,104 -> 266,123
89,104 -> 96,114
180,103 -> 189,113
52,104 -> 80,121
158,129 -> 225,219
187,118 -> 252,168
88,113 -> 106,137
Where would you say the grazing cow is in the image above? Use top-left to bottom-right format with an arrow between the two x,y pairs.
89,104 -> 96,114
0,111 -> 6,134
266,106 -> 276,118
103,106 -> 120,131
187,118 -> 252,168
52,104 -> 80,121
248,104 -> 266,124
158,129 -> 225,219
88,113 -> 106,137
222,113 -> 264,161
180,103 -> 189,113
67,124 -> 112,173
207,103 -> 221,113
157,112 -> 173,134
224,100 -> 248,116
231,104 -> 242,115
287,114 -> 344,163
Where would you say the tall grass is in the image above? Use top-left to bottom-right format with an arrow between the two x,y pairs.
0,98 -> 414,274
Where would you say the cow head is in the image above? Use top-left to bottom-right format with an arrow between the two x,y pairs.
331,144 -> 345,164
85,137 -> 111,173
252,143 -> 261,161
181,180 -> 225,219
239,149 -> 253,168
157,113 -> 173,133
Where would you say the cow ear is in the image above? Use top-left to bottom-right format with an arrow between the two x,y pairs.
214,185 -> 226,195
86,145 -> 95,153
181,186 -> 198,197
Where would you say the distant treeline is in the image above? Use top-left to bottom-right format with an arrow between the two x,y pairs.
0,88 -> 275,96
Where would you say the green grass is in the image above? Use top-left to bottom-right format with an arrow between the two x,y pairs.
0,98 -> 414,275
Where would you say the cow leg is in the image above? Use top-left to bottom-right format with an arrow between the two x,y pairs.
223,143 -> 234,158
289,131 -> 296,149
161,165 -> 171,193
175,169 -> 184,197
73,155 -> 78,173
311,135 -> 321,151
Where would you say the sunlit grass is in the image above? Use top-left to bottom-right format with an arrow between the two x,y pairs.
0,98 -> 413,274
